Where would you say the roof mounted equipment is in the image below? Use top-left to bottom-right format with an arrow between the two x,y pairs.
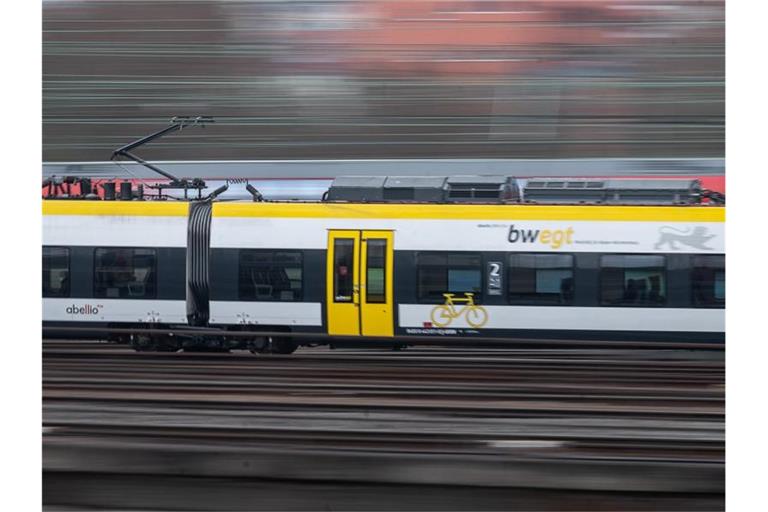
111,116 -> 214,199
446,175 -> 519,202
325,175 -> 519,203
245,183 -> 264,202
523,179 -> 705,205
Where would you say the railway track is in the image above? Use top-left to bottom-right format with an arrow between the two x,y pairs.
43,340 -> 724,511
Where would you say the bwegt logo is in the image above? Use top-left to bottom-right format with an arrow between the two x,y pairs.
508,225 -> 574,249
66,304 -> 102,315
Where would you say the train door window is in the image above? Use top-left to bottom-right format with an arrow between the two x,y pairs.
508,253 -> 574,305
94,248 -> 156,299
600,255 -> 666,306
43,247 -> 70,298
691,255 -> 725,308
334,239 -> 355,302
366,239 -> 387,303
417,252 -> 482,302
239,250 -> 303,301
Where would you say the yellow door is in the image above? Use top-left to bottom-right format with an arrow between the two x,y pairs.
327,230 -> 394,337
327,230 -> 360,336
360,231 -> 394,337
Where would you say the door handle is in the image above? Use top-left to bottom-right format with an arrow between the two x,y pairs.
353,285 -> 360,305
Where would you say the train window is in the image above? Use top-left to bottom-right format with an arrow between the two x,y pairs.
239,250 -> 303,302
94,248 -> 156,299
417,252 -> 482,302
366,239 -> 387,304
600,255 -> 666,306
333,239 -> 355,303
692,255 -> 725,308
508,253 -> 574,305
43,247 -> 70,298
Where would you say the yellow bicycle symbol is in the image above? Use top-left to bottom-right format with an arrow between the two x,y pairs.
430,293 -> 488,328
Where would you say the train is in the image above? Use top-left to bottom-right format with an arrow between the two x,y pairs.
42,175 -> 725,352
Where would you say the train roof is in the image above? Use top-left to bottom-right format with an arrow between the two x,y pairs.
44,175 -> 725,206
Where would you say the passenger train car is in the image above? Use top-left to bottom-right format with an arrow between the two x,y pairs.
42,177 -> 725,352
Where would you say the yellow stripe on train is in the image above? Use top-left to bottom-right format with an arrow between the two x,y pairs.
41,200 -> 725,223
42,200 -> 190,217
212,202 -> 725,223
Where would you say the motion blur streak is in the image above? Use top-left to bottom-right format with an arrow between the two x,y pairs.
43,0 -> 724,161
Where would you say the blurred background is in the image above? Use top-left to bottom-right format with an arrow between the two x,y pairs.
43,0 -> 724,162
41,4 -> 727,510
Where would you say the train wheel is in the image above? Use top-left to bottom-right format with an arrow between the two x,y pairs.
155,337 -> 180,352
130,334 -> 156,352
247,336 -> 269,354
271,337 -> 298,355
